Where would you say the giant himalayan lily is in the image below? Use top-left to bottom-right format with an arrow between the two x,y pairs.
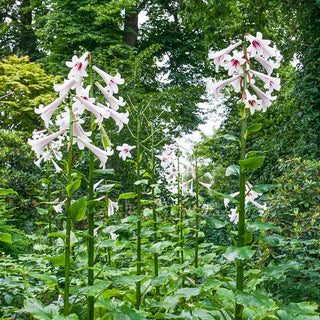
92,66 -> 124,94
207,75 -> 241,96
75,136 -> 113,168
35,92 -> 68,128
250,83 -> 277,112
246,32 -> 277,59
28,129 -> 66,157
95,82 -> 126,111
249,69 -> 281,93
223,51 -> 247,76
66,52 -> 89,82
116,143 -> 136,161
209,40 -> 242,72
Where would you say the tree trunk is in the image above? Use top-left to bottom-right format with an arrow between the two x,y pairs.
124,9 -> 139,47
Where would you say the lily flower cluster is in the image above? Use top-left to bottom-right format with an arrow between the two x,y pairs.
207,32 -> 282,114
225,182 -> 267,225
156,145 -> 211,198
28,52 -> 133,170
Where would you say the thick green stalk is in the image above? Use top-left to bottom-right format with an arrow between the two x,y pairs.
194,159 -> 199,268
235,42 -> 248,320
151,123 -> 159,296
177,151 -> 184,264
87,55 -> 95,320
64,101 -> 74,316
136,113 -> 142,309
46,163 -> 53,247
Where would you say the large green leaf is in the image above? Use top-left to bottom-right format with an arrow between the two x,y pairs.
222,134 -> 239,142
24,298 -> 59,320
223,246 -> 255,261
175,287 -> 201,299
0,188 -> 18,196
226,164 -> 240,176
66,179 -> 81,197
239,156 -> 265,171
247,221 -> 281,232
118,192 -> 137,200
235,290 -> 275,308
70,197 -> 87,223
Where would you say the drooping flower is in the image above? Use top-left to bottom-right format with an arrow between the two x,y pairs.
110,232 -> 119,240
229,208 -> 239,224
75,96 -> 108,125
156,154 -> 174,168
108,199 -> 119,216
246,32 -> 277,58
75,136 -> 114,168
54,78 -> 77,97
207,75 -> 241,96
250,83 -> 277,112
35,92 -> 68,128
73,85 -> 95,115
66,52 -> 89,81
28,129 -> 66,157
209,40 -> 242,72
116,144 -> 136,161
93,66 -> 124,94
223,51 -> 246,76
249,69 -> 281,93
243,90 -> 262,115
97,103 -> 129,132
254,55 -> 279,75
95,82 -> 126,111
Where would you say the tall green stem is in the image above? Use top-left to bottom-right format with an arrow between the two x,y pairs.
136,112 -> 142,309
194,158 -> 199,268
87,54 -> 95,320
151,123 -> 160,296
177,150 -> 184,264
64,100 -> 74,316
235,42 -> 248,320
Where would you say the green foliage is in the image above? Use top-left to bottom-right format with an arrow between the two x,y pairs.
0,55 -> 60,132
261,158 -> 320,304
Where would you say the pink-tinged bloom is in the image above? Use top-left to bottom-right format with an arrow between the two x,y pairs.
224,51 -> 246,76
249,69 -> 281,93
182,178 -> 193,190
110,232 -> 119,240
35,92 -> 68,128
246,32 -> 276,59
75,96 -> 108,125
72,120 -> 92,149
199,181 -> 211,189
243,90 -> 262,115
53,203 -> 63,213
66,52 -> 89,81
229,208 -> 239,224
93,66 -> 124,94
28,129 -> 66,156
95,82 -> 126,111
97,103 -> 129,132
207,75 -> 241,96
166,166 -> 178,181
156,154 -> 173,168
76,136 -> 113,168
93,179 -> 104,192
250,83 -> 277,112
209,40 -> 242,72
54,78 -> 77,96
108,199 -> 119,216
73,85 -> 95,115
254,55 -> 279,75
116,143 -> 135,160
